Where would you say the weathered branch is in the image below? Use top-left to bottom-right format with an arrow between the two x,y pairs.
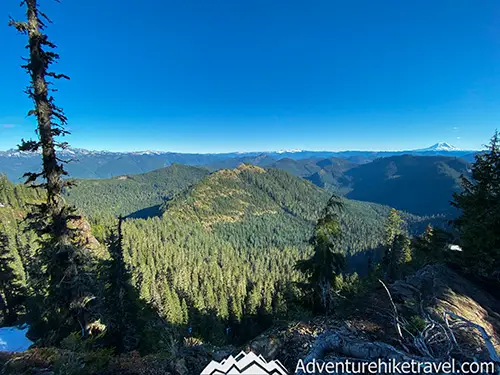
379,279 -> 404,341
445,311 -> 500,364
295,331 -> 437,375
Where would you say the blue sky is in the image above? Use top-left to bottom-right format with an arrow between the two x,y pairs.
1,0 -> 499,152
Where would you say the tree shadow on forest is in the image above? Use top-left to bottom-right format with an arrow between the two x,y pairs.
125,204 -> 163,220
180,294 -> 277,348
98,261 -> 266,355
345,246 -> 385,276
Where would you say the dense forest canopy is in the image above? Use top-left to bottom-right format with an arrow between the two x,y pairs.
1,163 -> 442,344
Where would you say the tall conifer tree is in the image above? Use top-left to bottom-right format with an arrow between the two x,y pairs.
295,195 -> 346,313
452,131 -> 500,280
10,0 -> 96,343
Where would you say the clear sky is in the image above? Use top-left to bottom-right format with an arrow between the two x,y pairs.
1,0 -> 499,152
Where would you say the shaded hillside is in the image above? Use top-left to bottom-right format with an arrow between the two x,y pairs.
246,265 -> 500,374
461,152 -> 481,163
204,154 -> 277,171
259,155 -> 470,216
5,264 -> 498,375
269,157 -> 355,194
65,164 -> 209,218
345,155 -> 471,216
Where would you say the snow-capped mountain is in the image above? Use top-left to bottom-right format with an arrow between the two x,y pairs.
275,149 -> 303,154
0,144 -> 478,182
130,150 -> 167,156
414,142 -> 460,152
0,148 -> 173,158
0,148 -> 113,158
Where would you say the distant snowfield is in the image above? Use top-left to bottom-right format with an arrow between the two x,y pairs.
0,326 -> 33,352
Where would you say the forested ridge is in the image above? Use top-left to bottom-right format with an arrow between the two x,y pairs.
64,162 -> 440,252
344,155 -> 471,215
163,164 -> 437,254
35,153 -> 472,218
255,155 -> 472,216
64,164 -> 209,219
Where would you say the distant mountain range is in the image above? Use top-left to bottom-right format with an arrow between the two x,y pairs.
0,143 -> 475,216
61,154 -> 470,218
221,154 -> 471,216
0,143 -> 479,182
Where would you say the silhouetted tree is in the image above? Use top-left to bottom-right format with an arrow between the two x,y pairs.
452,131 -> 500,280
295,195 -> 346,313
413,224 -> 453,264
104,217 -> 140,353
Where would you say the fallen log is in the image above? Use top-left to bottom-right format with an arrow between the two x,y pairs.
295,331 -> 437,375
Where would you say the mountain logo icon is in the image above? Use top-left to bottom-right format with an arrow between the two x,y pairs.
200,351 -> 289,375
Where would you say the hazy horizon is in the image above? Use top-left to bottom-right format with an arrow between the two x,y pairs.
0,141 -> 483,155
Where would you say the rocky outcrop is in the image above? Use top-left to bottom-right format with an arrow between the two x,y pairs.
68,216 -> 100,249
287,265 -> 500,374
241,265 -> 500,374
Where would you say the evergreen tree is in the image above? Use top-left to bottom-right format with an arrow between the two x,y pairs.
384,208 -> 405,249
452,131 -> 500,280
382,209 -> 408,280
0,227 -> 27,326
387,233 -> 412,280
295,195 -> 346,313
9,0 -> 97,344
9,0 -> 70,213
413,224 -> 453,264
104,217 -> 140,353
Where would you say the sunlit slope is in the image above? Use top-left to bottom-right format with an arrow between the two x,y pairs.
164,165 -> 431,255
